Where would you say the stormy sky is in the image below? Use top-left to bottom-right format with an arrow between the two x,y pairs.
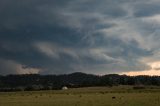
0,0 -> 160,75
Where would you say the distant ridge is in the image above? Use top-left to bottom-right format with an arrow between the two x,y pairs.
0,72 -> 160,92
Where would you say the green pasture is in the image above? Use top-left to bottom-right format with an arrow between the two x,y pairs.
0,86 -> 160,106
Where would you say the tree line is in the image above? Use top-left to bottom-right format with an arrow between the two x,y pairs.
0,72 -> 160,91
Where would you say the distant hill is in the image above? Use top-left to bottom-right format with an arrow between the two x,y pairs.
0,72 -> 160,91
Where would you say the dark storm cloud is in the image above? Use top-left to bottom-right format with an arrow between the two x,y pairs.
133,2 -> 160,17
0,0 -> 159,75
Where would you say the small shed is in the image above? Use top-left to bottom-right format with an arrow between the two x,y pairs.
62,86 -> 68,90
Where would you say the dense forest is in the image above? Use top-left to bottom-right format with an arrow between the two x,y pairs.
0,72 -> 160,91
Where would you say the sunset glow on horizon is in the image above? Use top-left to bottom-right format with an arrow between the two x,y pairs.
121,61 -> 160,76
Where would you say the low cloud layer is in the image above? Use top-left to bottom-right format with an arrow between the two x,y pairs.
0,0 -> 160,75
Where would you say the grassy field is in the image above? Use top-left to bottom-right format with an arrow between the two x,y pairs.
0,86 -> 160,106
